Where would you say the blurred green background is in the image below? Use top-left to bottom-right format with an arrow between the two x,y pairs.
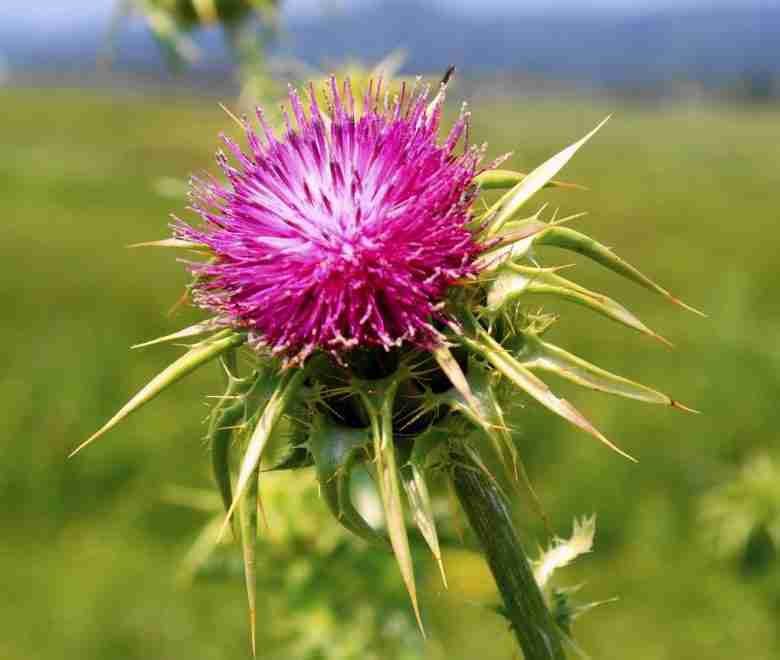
2,1 -> 780,656
2,85 -> 779,659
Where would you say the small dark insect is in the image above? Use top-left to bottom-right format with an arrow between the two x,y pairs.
441,65 -> 456,86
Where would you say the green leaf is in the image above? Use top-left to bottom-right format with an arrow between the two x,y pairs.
128,237 -> 207,250
402,463 -> 447,587
218,367 -> 306,539
264,444 -> 314,471
309,416 -> 386,545
262,388 -> 314,472
487,263 -> 671,346
483,117 -> 610,237
209,373 -> 260,520
462,328 -> 635,461
238,468 -> 259,658
434,363 -> 515,477
360,380 -> 425,635
71,332 -> 245,456
410,425 -> 450,467
132,320 -> 221,349
476,208 -> 588,271
518,332 -> 693,409
432,344 -> 483,419
402,427 -> 449,587
533,226 -> 705,316
474,169 -> 587,191
442,358 -> 553,530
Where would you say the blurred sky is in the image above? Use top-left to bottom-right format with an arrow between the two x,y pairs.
0,0 -> 766,27
1,0 -> 774,87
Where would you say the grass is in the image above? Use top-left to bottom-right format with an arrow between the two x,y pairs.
1,85 -> 779,659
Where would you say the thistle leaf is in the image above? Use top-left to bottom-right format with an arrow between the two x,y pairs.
436,366 -> 516,478
71,332 -> 245,456
442,358 -> 553,532
487,264 -> 671,346
361,382 -> 425,635
218,368 -> 306,540
477,208 -> 589,271
309,417 -> 386,545
209,374 -> 259,520
263,385 -> 314,471
132,320 -> 221,349
474,169 -> 588,192
410,425 -> 450,467
377,433 -> 425,635
533,226 -> 705,316
439,359 -> 503,433
401,464 -> 447,587
475,219 -> 549,270
238,470 -> 259,658
463,330 -> 635,461
256,469 -> 269,534
401,437 -> 447,587
484,117 -> 610,237
128,237 -> 207,250
432,344 -> 483,419
264,444 -> 314,471
519,333 -> 686,408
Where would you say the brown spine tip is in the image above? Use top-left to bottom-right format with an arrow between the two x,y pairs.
652,332 -> 675,350
671,400 -> 701,414
670,295 -> 708,318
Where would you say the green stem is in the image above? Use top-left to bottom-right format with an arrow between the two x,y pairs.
452,456 -> 566,660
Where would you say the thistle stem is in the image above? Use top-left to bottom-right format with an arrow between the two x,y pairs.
452,457 -> 566,660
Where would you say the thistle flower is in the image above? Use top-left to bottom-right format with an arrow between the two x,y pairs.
174,78 -> 481,361
78,76 -> 701,659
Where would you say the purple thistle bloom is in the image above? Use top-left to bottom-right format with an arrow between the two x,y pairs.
175,78 -> 483,360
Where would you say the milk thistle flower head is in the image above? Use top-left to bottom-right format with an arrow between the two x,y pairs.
77,76 -> 701,658
174,78 -> 481,361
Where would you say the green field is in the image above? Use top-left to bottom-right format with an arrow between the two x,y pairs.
1,86 -> 778,659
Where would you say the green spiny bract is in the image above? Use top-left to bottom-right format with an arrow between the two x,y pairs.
78,99 -> 701,649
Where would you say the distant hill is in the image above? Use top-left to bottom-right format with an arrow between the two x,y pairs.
280,0 -> 778,87
1,0 -> 777,90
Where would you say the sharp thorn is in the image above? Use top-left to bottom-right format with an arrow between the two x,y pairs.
652,332 -> 675,350
671,400 -> 701,415
670,295 -> 707,318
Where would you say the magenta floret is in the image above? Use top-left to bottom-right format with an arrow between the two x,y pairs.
175,78 -> 482,359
